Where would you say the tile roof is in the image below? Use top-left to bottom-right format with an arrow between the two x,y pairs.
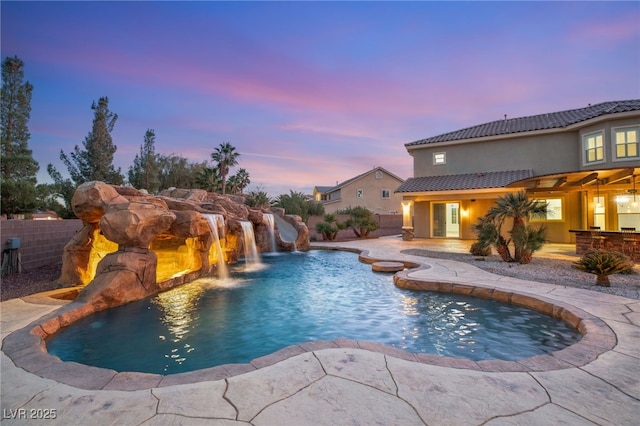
406,100 -> 640,148
313,186 -> 334,193
395,170 -> 534,193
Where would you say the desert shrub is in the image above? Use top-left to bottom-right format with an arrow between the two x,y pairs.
344,206 -> 379,238
314,213 -> 344,241
470,241 -> 491,257
571,250 -> 635,287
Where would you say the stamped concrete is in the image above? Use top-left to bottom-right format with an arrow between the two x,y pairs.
1,237 -> 639,425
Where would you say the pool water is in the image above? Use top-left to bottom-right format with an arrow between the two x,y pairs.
47,250 -> 581,375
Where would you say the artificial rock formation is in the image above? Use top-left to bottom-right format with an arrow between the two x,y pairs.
62,181 -> 310,311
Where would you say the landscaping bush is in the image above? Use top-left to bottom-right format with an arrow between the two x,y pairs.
571,250 -> 635,287
344,206 -> 379,238
469,241 -> 491,257
314,213 -> 344,241
471,191 -> 548,264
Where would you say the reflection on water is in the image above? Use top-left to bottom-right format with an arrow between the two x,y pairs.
152,282 -> 204,366
154,283 -> 203,340
400,296 -> 419,316
151,276 -> 257,368
47,251 -> 582,375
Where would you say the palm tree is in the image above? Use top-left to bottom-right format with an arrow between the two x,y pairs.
236,168 -> 251,193
195,166 -> 221,192
211,142 -> 240,195
475,190 -> 549,264
245,187 -> 274,209
228,168 -> 250,194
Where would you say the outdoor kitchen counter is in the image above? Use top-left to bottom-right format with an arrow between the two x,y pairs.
569,229 -> 640,262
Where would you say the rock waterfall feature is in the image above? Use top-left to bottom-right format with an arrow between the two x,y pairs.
62,181 -> 310,311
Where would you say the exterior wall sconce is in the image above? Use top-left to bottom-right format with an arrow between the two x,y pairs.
401,201 -> 414,241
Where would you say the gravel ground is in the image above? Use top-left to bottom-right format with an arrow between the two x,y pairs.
2,251 -> 639,302
402,249 -> 640,300
0,262 -> 65,302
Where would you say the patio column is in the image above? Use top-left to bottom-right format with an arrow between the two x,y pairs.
401,201 -> 414,240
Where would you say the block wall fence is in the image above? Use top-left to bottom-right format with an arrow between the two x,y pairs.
0,220 -> 83,271
0,214 -> 403,272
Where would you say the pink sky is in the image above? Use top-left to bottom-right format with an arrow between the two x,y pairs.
2,1 -> 639,196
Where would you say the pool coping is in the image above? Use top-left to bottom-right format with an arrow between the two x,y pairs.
1,246 -> 618,391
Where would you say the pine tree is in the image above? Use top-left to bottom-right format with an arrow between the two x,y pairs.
128,129 -> 160,193
45,164 -> 77,217
56,97 -> 124,186
1,55 -> 39,217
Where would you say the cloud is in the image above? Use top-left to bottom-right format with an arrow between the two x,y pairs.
567,14 -> 640,47
4,0 -> 638,193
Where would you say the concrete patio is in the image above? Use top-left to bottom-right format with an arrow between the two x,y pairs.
1,237 -> 638,425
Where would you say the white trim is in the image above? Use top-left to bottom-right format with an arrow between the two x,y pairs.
611,125 -> 640,162
433,152 -> 446,165
582,130 -> 606,166
530,196 -> 565,222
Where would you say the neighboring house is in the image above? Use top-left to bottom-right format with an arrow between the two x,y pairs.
396,100 -> 640,243
1,210 -> 60,221
314,167 -> 405,214
32,210 -> 60,220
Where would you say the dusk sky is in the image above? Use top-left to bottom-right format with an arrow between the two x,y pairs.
2,1 -> 639,196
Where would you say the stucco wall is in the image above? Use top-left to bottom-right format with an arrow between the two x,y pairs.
410,116 -> 640,179
0,220 -> 82,271
411,132 -> 579,178
410,192 -> 579,243
323,172 -> 405,214
578,116 -> 640,171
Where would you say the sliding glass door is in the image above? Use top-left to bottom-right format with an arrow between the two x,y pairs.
432,202 -> 460,238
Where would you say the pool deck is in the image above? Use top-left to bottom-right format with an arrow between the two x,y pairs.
1,237 -> 639,425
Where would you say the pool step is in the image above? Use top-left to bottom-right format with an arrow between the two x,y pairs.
371,261 -> 404,272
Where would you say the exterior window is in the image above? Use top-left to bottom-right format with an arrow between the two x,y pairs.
356,189 -> 363,198
381,189 -> 390,199
614,127 -> 639,159
532,198 -> 563,221
450,205 -> 458,224
584,132 -> 604,164
433,152 -> 446,165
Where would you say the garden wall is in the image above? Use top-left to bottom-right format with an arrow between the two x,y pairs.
307,214 -> 402,241
0,220 -> 83,271
0,214 -> 402,271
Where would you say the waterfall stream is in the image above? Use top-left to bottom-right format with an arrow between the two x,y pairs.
204,214 -> 228,280
263,213 -> 277,252
240,221 -> 261,265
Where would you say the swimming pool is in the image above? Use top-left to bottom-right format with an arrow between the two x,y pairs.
46,250 -> 581,375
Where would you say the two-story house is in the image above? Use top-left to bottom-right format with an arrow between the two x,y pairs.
396,100 -> 640,243
314,167 -> 405,214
